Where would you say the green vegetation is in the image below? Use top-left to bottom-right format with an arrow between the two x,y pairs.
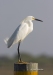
0,52 -> 53,75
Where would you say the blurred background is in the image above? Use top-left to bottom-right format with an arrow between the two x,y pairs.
0,53 -> 53,75
0,0 -> 53,75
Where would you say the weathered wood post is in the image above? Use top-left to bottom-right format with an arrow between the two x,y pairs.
14,62 -> 38,75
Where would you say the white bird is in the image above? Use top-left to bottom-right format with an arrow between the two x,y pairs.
4,16 -> 43,62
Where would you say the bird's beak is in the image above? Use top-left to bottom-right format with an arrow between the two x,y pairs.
35,18 -> 43,22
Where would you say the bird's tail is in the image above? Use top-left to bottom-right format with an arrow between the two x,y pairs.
4,37 -> 9,44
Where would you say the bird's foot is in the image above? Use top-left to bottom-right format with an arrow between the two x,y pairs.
18,60 -> 28,64
18,59 -> 22,63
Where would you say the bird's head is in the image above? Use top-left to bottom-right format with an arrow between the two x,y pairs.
26,16 -> 43,22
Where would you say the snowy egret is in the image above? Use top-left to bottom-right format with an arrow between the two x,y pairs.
4,16 -> 43,62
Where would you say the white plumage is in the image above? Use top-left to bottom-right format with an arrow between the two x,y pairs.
4,16 -> 43,48
4,16 -> 33,48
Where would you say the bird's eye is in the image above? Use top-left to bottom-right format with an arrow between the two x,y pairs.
32,17 -> 35,20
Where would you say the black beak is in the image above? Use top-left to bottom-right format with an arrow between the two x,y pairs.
35,18 -> 43,22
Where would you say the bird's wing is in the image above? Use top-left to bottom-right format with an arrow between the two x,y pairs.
7,23 -> 29,48
7,25 -> 21,48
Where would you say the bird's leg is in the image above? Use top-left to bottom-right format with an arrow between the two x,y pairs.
17,41 -> 21,62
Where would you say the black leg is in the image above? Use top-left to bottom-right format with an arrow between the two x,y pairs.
17,41 -> 21,62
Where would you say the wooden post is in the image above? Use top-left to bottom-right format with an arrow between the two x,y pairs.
14,62 -> 38,75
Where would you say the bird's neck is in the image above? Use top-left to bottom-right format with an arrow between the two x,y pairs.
27,20 -> 33,32
27,20 -> 33,26
22,20 -> 33,29
22,20 -> 33,32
